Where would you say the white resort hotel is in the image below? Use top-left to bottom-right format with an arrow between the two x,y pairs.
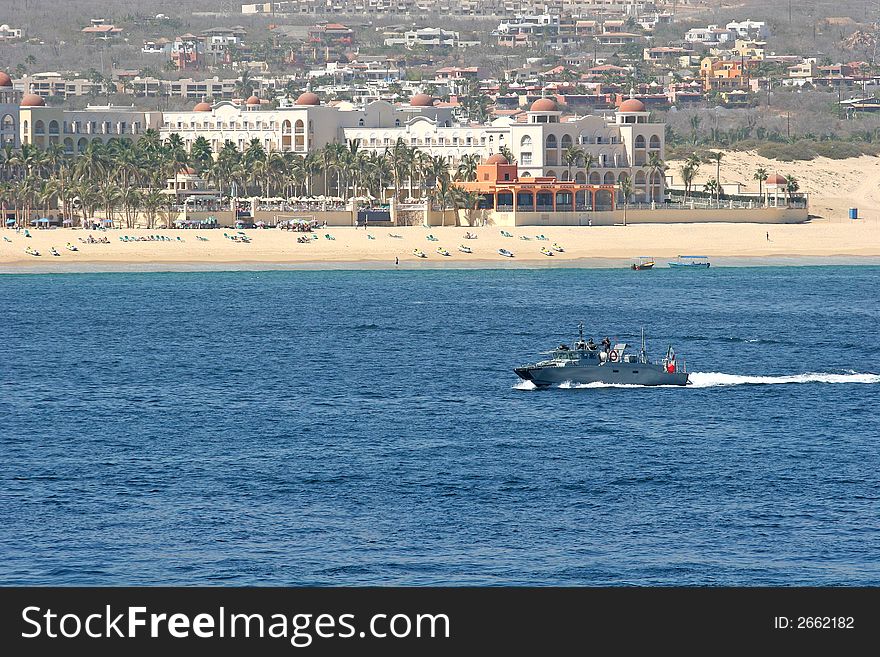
12,78 -> 666,204
5,68 -> 807,225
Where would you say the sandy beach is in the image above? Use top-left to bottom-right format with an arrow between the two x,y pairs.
1,218 -> 878,271
2,149 -> 879,271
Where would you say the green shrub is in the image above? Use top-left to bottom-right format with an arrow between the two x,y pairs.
812,141 -> 865,159
756,141 -> 817,161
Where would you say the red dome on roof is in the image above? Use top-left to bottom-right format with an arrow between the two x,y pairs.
0,72 -> 12,87
193,101 -> 212,112
179,166 -> 197,175
409,93 -> 434,107
619,98 -> 646,112
530,98 -> 558,112
21,93 -> 46,107
766,173 -> 787,186
486,153 -> 509,164
245,95 -> 261,105
295,92 -> 320,106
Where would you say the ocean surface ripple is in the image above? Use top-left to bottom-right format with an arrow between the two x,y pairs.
1,266 -> 878,585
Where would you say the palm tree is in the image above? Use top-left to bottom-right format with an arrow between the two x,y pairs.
784,175 -> 799,205
563,144 -> 585,181
455,153 -> 480,182
165,133 -> 189,198
646,152 -> 666,203
190,136 -> 214,174
703,178 -> 719,197
234,70 -> 254,98
753,167 -> 769,204
712,151 -> 723,206
141,189 -> 165,229
98,180 -> 122,227
450,188 -> 480,227
680,154 -> 700,202
499,145 -> 515,163
619,175 -> 633,226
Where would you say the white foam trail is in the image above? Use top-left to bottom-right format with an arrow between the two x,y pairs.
516,372 -> 880,390
687,372 -> 880,388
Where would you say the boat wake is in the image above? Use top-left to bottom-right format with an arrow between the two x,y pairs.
513,371 -> 880,390
687,371 -> 880,388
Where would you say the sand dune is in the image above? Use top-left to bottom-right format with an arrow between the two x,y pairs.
668,151 -> 880,222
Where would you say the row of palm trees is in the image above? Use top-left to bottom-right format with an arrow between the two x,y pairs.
0,131 -> 487,227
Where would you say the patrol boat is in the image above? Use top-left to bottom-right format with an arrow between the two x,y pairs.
514,324 -> 689,387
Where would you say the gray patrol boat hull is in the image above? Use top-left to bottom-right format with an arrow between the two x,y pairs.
515,363 -> 688,387
515,327 -> 690,388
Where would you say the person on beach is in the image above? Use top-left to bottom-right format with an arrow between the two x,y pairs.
766,232 -> 769,241
395,256 -> 399,265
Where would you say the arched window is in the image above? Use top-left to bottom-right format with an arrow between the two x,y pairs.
35,120 -> 45,134
1,114 -> 14,131
604,172 -> 615,185
575,172 -> 586,183
77,137 -> 88,152
48,120 -> 59,134
649,135 -> 661,149
358,118 -> 365,126
63,138 -> 74,153
520,135 -> 532,147
618,172 -> 629,183
294,119 -> 304,133
394,119 -> 400,127
546,170 -> 556,178
282,120 -> 291,133
545,134 -> 557,149
561,171 -> 570,181
635,171 -> 647,185
635,135 -> 646,148
589,172 -> 600,184
561,134 -> 572,149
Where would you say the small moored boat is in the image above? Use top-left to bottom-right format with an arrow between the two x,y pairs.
669,255 -> 710,268
631,256 -> 654,270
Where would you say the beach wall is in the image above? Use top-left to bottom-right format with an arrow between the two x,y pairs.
452,207 -> 809,227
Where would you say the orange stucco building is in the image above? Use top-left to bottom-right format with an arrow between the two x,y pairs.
456,154 -> 618,213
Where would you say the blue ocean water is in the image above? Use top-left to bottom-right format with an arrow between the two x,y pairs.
1,266 -> 878,586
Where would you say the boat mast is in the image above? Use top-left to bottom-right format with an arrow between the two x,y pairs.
578,321 -> 584,344
640,327 -> 646,363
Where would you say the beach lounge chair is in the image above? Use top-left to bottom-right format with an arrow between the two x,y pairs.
426,234 -> 438,241
536,234 -> 548,240
367,234 -> 375,240
500,230 -> 513,237
325,233 -> 335,240
3,236 -> 12,242
24,230 -> 31,238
